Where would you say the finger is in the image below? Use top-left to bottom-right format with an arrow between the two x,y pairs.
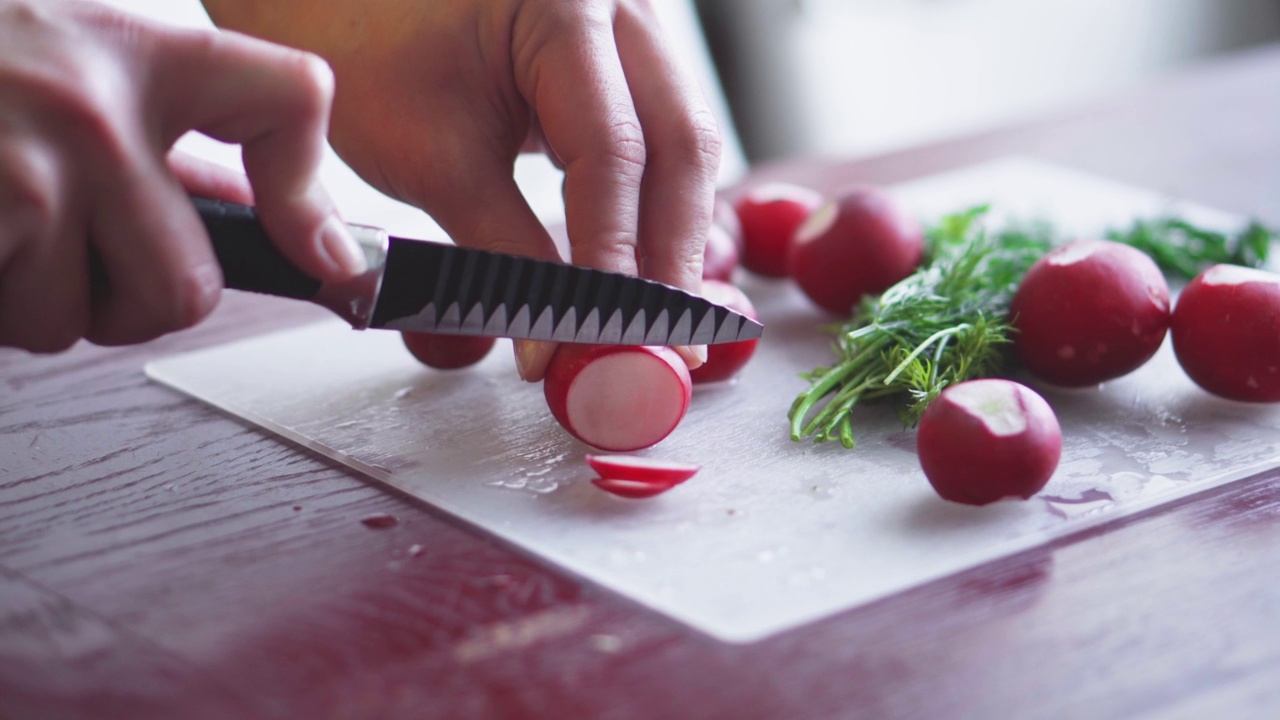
146,28 -> 365,282
515,5 -> 645,276
167,149 -> 253,205
85,156 -> 223,346
0,137 -> 89,352
614,4 -> 722,293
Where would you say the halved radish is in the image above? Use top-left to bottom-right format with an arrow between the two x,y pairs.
586,454 -> 701,485
590,477 -> 678,499
734,182 -> 823,278
1171,264 -> 1280,402
916,379 -> 1062,506
543,344 -> 692,451
689,279 -> 759,384
401,332 -> 496,369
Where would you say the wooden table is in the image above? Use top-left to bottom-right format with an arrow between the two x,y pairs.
4,44 -> 1279,720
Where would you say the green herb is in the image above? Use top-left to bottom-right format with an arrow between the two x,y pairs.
788,208 -> 1278,449
1108,217 -> 1272,279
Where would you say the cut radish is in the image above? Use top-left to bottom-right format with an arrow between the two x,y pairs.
1010,239 -> 1170,387
689,279 -> 759,384
401,332 -> 496,370
1171,264 -> 1280,402
702,224 -> 740,282
586,454 -> 701,485
789,186 -> 924,315
543,344 -> 692,451
916,379 -> 1062,506
590,477 -> 678,499
734,182 -> 823,278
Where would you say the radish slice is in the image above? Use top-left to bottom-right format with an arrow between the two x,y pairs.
591,477 -> 678,499
586,454 -> 701,485
543,345 -> 692,451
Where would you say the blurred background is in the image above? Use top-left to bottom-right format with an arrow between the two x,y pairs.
696,0 -> 1280,163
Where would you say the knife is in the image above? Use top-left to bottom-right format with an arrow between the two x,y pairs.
194,197 -> 763,346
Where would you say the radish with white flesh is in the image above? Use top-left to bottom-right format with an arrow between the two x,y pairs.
1172,264 -> 1280,402
544,344 -> 692,451
689,279 -> 759,384
591,477 -> 678,499
401,332 -> 496,370
586,454 -> 700,485
713,194 -> 745,252
734,182 -> 823,278
916,379 -> 1062,506
789,187 -> 924,315
702,224 -> 740,282
1010,239 -> 1170,387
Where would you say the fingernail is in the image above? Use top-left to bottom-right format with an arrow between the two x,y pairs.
319,215 -> 367,277
676,344 -> 707,369
514,339 -> 557,382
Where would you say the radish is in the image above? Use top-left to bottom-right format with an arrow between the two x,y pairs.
702,224 -> 740,282
689,279 -> 759,384
401,332 -> 496,370
1009,239 -> 1170,387
788,187 -> 924,315
916,379 -> 1062,506
586,454 -> 701,485
1171,264 -> 1280,402
734,182 -> 823,278
543,344 -> 692,451
713,194 -> 745,253
590,477 -> 678,499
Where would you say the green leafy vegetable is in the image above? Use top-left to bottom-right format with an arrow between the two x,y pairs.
788,208 -> 1277,448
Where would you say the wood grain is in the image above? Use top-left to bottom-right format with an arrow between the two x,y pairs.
2,44 -> 1280,720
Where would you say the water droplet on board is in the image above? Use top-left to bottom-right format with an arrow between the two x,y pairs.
392,387 -> 414,400
361,512 -> 399,529
590,634 -> 623,653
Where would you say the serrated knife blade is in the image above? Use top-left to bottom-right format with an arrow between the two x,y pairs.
195,197 -> 764,346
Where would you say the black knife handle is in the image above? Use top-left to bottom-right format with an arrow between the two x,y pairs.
193,196 -> 322,301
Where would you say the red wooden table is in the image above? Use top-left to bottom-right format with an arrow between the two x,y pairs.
3,45 -> 1280,720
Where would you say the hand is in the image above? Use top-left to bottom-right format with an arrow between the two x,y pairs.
0,0 -> 364,352
203,0 -> 723,379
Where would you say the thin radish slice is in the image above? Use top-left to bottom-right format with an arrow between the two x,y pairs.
544,345 -> 692,451
591,477 -> 678,499
586,454 -> 701,485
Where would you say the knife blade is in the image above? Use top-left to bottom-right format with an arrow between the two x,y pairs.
194,197 -> 764,346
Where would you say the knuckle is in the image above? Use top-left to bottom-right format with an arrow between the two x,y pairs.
601,116 -> 647,174
276,49 -> 336,115
164,262 -> 222,331
671,110 -> 723,171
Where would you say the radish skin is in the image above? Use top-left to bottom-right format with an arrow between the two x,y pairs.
1010,239 -> 1170,387
689,279 -> 760,384
1172,264 -> 1280,402
586,454 -> 701,484
916,379 -> 1062,506
544,345 -> 692,451
590,477 -> 678,499
734,183 -> 823,278
401,332 -> 496,370
789,187 -> 924,315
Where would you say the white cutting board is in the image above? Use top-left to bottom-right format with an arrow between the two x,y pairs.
147,158 -> 1280,643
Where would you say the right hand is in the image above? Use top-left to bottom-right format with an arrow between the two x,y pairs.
0,0 -> 363,352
